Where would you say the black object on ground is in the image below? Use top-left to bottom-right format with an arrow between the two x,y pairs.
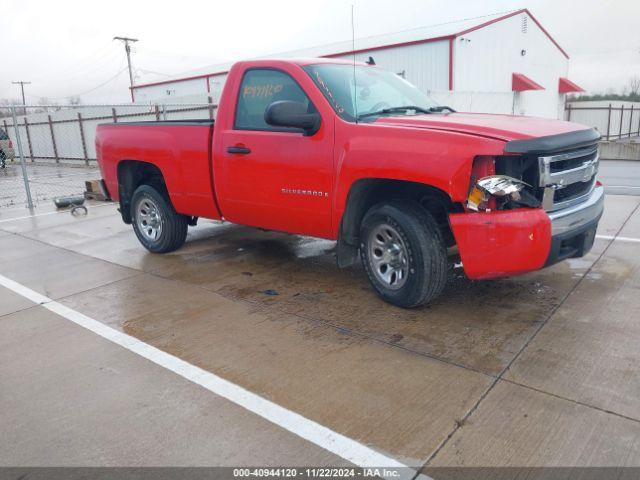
53,195 -> 85,209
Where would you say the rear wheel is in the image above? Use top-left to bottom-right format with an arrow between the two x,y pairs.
360,201 -> 448,308
130,184 -> 188,253
0,150 -> 6,169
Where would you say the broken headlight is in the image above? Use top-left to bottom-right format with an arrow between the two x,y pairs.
467,175 -> 531,212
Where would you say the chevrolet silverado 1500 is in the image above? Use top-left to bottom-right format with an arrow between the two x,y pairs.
96,58 -> 604,307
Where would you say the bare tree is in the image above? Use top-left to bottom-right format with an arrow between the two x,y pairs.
0,98 -> 23,117
38,97 -> 51,113
36,97 -> 60,113
627,75 -> 640,97
68,96 -> 82,106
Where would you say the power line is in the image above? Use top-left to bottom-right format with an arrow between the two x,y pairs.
64,67 -> 129,97
25,44 -> 122,84
107,55 -> 127,103
12,81 -> 31,106
28,67 -> 129,101
136,68 -> 173,78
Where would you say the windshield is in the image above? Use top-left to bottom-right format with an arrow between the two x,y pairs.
304,64 -> 440,122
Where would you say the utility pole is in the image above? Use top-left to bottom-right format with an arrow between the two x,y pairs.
12,81 -> 31,105
113,36 -> 138,102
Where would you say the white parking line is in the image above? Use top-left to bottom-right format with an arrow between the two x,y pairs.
596,235 -> 640,243
0,203 -> 114,224
0,273 -> 423,480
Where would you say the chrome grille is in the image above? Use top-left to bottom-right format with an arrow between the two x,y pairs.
538,146 -> 599,212
554,177 -> 595,203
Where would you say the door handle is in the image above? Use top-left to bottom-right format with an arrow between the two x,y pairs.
227,146 -> 251,155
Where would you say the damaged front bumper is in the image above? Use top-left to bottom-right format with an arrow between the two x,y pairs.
544,184 -> 604,266
449,185 -> 604,280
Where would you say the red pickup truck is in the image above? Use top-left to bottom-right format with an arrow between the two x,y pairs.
96,58 -> 603,307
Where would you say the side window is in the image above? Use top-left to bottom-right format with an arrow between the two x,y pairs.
235,69 -> 316,131
0,129 -> 8,140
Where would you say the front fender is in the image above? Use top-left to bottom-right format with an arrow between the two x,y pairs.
332,121 -> 506,237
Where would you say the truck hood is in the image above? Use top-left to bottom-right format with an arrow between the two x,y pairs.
374,112 -> 589,143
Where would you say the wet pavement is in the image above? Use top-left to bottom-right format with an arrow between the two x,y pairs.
1,194 -> 640,471
599,159 -> 640,196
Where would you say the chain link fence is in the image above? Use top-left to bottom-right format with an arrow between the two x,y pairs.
0,103 -> 216,209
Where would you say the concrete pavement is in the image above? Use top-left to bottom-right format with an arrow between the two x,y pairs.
1,194 -> 640,473
599,159 -> 640,196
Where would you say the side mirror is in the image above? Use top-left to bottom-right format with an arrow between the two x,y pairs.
264,100 -> 321,136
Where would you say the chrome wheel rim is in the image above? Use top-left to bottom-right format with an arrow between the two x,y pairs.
368,223 -> 409,290
136,197 -> 163,242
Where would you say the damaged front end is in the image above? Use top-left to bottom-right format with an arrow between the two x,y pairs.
467,175 -> 538,212
465,155 -> 542,212
449,154 -> 551,280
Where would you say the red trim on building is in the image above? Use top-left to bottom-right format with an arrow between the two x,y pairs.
322,34 -> 455,59
448,38 -> 454,90
524,9 -> 569,59
457,9 -> 524,36
457,8 -> 569,59
512,73 -> 544,91
323,9 -> 569,62
558,77 -> 584,93
131,8 -> 569,92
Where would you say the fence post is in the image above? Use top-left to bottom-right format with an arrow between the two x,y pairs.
48,115 -> 59,163
606,103 -> 612,141
629,105 -> 634,138
208,96 -> 214,120
2,120 -> 8,157
154,105 -> 160,121
2,119 -> 9,161
11,107 -> 34,209
77,112 -> 89,165
23,117 -> 33,162
112,107 -> 118,123
566,103 -> 572,121
619,105 -> 624,139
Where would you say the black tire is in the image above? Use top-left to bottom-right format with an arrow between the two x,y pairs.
360,200 -> 448,308
0,150 -> 5,169
130,184 -> 188,253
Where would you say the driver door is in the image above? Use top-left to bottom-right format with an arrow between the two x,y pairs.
217,68 -> 334,238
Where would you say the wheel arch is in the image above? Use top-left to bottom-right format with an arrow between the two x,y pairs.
116,160 -> 169,224
336,178 -> 461,267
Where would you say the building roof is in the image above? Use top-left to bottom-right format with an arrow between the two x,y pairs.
132,8 -> 568,91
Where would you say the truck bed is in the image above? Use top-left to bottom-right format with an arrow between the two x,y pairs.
96,120 -> 221,220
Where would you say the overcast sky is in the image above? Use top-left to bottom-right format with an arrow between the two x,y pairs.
1,0 -> 638,104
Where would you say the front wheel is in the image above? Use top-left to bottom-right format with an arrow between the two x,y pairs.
360,201 -> 448,308
0,151 -> 6,169
130,184 -> 188,253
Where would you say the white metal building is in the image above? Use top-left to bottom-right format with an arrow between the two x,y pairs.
131,9 -> 583,119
